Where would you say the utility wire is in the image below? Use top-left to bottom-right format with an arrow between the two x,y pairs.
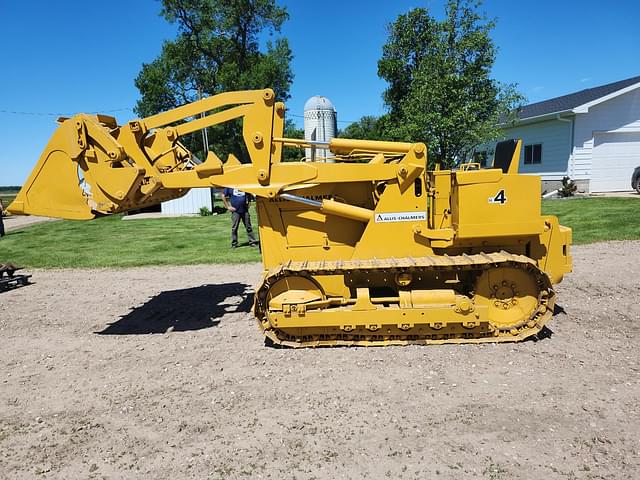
286,112 -> 362,124
0,107 -> 134,117
1,106 -> 365,124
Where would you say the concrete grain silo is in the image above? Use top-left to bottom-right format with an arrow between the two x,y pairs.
303,96 -> 337,161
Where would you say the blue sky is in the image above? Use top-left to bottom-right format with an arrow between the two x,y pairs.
1,0 -> 639,185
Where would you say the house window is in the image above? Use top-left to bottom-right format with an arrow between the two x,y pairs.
524,144 -> 542,165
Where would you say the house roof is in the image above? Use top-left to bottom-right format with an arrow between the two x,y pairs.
518,74 -> 640,120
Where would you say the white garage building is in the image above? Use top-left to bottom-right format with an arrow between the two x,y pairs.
161,188 -> 214,215
498,75 -> 640,192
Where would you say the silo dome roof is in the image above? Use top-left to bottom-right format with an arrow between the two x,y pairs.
304,95 -> 335,111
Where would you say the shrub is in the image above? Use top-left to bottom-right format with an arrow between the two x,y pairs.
199,206 -> 213,216
558,176 -> 577,197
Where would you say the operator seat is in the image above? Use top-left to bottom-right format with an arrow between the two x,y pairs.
493,139 -> 519,173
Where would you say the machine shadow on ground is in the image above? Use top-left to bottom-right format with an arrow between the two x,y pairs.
524,303 -> 565,342
96,283 -> 254,335
530,325 -> 554,341
553,304 -> 567,316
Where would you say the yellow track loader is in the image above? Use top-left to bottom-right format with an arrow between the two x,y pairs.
9,89 -> 572,347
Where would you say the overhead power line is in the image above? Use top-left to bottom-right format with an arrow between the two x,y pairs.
0,107 -> 134,117
1,107 -> 367,125
285,112 -> 362,124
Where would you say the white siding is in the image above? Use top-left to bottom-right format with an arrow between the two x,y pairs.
161,188 -> 213,215
501,118 -> 572,179
572,87 -> 640,189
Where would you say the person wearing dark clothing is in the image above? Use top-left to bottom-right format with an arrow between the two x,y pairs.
0,199 -> 5,237
222,188 -> 257,248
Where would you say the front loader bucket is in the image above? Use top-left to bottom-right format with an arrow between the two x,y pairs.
9,122 -> 95,219
8,113 -> 187,220
9,89 -> 286,220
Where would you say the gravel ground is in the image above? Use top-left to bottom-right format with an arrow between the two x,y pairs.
0,241 -> 638,479
3,215 -> 55,232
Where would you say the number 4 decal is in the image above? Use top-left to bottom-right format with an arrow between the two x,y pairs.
489,189 -> 507,204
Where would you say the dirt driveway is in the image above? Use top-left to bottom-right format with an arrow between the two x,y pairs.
0,242 -> 638,479
3,215 -> 55,232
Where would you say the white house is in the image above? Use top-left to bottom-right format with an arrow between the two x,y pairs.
496,75 -> 640,192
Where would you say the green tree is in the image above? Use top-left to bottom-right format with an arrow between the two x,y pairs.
281,120 -> 304,162
134,0 -> 293,161
377,0 -> 524,167
340,115 -> 385,141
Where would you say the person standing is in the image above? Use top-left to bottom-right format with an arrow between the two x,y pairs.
222,188 -> 258,248
0,199 -> 5,237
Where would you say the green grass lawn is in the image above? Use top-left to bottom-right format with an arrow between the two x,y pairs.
0,197 -> 638,268
0,212 -> 261,268
542,197 -> 640,244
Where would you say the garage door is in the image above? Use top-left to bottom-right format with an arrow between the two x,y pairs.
591,131 -> 640,192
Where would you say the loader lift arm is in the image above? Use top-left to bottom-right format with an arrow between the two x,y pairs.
10,89 -> 284,219
9,88 -> 425,220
